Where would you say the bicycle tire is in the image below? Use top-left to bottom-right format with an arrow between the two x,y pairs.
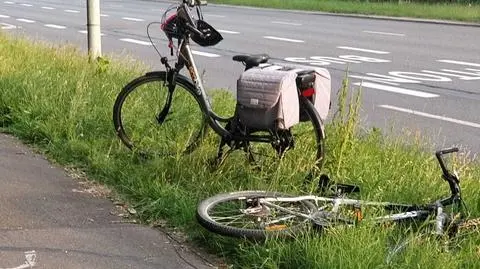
113,72 -> 208,156
298,95 -> 325,166
196,191 -> 317,240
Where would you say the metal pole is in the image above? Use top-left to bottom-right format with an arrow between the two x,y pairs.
87,0 -> 101,60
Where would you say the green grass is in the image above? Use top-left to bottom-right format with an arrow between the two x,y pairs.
209,0 -> 480,23
1,33 -> 479,268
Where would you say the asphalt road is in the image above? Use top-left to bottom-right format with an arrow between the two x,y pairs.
1,0 -> 479,155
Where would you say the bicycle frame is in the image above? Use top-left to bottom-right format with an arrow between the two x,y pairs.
162,2 -> 318,144
250,147 -> 464,233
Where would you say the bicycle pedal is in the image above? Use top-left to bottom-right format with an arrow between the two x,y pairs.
332,183 -> 361,194
317,174 -> 360,194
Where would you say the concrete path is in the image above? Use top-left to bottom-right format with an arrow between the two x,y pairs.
0,134 -> 214,269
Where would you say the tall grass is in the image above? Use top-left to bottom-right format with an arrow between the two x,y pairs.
210,0 -> 480,23
0,33 -> 479,268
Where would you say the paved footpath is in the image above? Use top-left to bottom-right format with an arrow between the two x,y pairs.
0,134 -> 214,269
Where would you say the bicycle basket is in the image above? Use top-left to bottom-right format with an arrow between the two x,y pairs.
190,19 -> 223,47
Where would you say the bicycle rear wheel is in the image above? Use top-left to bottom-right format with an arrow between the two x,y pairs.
113,72 -> 208,156
236,96 -> 325,177
196,191 -> 316,240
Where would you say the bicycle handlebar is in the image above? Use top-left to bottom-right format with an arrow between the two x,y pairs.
435,147 -> 458,178
434,147 -> 461,199
183,0 -> 207,7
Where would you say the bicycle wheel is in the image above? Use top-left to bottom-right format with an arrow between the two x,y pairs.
196,191 -> 317,240
113,72 -> 208,156
238,96 -> 325,176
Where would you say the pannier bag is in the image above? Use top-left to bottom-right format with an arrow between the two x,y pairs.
235,63 -> 331,131
236,68 -> 299,130
261,63 -> 331,122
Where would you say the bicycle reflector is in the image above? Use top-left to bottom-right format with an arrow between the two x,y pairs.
301,88 -> 315,98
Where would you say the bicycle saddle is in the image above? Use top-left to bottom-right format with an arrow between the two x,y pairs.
233,54 -> 269,68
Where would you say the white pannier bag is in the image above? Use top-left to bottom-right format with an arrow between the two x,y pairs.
235,63 -> 331,131
261,64 -> 331,122
236,67 -> 299,130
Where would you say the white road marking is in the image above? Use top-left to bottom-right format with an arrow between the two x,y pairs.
0,14 -> 10,18
120,38 -> 152,46
437,59 -> 480,67
44,24 -> 66,29
191,50 -> 221,57
218,29 -> 240,34
337,46 -> 390,54
100,14 -> 109,17
20,3 -> 32,7
264,36 -> 304,43
1,251 -> 37,269
0,22 -> 16,29
16,18 -> 35,23
41,6 -> 55,10
379,105 -> 480,129
363,30 -> 405,37
204,14 -> 225,18
271,21 -> 302,26
4,1 -> 15,4
354,82 -> 439,98
122,17 -> 144,22
78,30 -> 105,36
65,9 -> 80,13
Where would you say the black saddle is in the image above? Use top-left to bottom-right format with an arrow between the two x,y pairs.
233,54 -> 269,69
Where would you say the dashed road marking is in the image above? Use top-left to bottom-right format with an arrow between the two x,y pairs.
1,22 -> 16,29
204,14 -> 225,18
16,18 -> 35,23
379,105 -> 480,129
78,30 -> 105,36
437,59 -> 480,67
264,36 -> 304,43
0,14 -> 10,18
45,24 -> 66,29
271,21 -> 302,26
218,29 -> 240,34
100,14 -> 109,17
4,1 -> 15,4
65,9 -> 80,13
354,82 -> 439,98
122,17 -> 144,22
192,50 -> 221,57
338,46 -> 390,54
363,30 -> 405,37
20,3 -> 32,6
41,6 -> 55,10
120,38 -> 152,46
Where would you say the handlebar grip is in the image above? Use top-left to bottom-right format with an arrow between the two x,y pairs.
435,147 -> 459,157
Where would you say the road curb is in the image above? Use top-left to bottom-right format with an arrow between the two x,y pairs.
143,0 -> 480,28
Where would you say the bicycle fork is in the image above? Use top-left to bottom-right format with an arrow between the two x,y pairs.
156,72 -> 177,124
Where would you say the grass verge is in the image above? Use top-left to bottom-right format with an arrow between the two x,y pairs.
209,0 -> 480,23
0,33 -> 479,268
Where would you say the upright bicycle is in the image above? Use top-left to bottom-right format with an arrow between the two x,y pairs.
112,0 -> 326,169
196,148 -> 474,241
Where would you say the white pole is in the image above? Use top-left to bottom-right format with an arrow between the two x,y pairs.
87,0 -> 101,60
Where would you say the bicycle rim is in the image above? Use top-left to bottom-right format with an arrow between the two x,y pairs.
196,191 -> 316,240
113,73 -> 208,157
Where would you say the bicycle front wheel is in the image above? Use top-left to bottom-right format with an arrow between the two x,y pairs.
113,72 -> 208,156
196,191 -> 316,240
